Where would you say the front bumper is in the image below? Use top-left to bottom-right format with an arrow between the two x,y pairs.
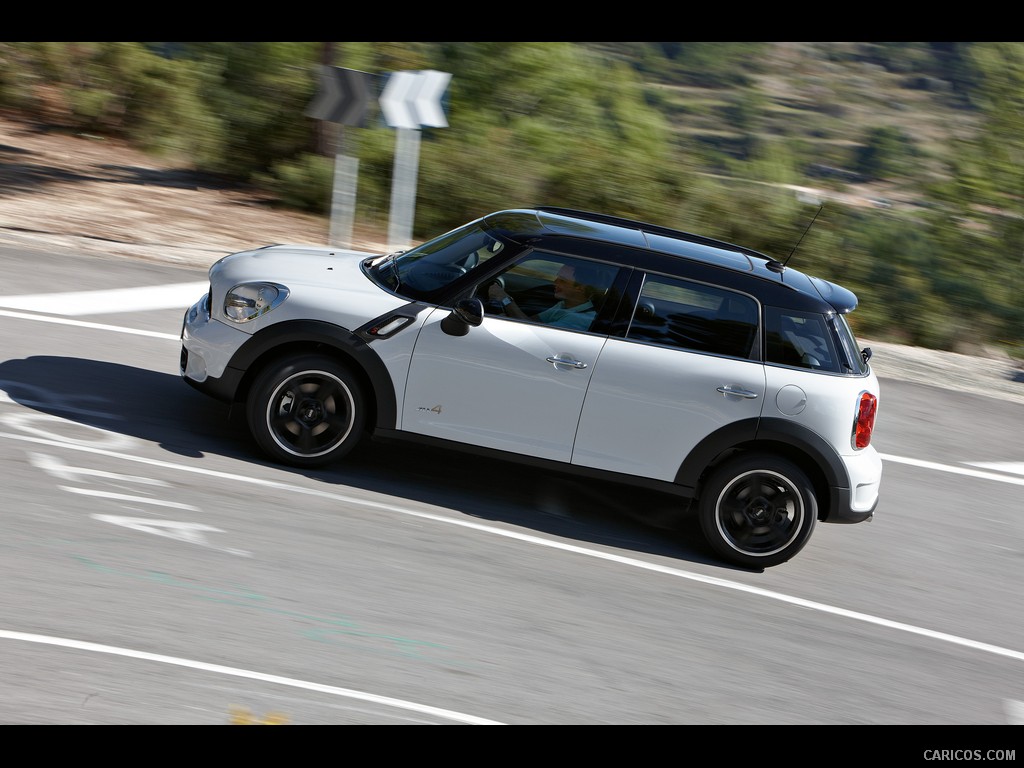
180,292 -> 249,403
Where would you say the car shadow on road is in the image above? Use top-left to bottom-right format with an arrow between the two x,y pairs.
0,355 -> 742,571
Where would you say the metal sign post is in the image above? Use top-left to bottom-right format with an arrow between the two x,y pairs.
305,66 -> 370,249
329,132 -> 360,249
380,70 -> 451,252
387,128 -> 421,252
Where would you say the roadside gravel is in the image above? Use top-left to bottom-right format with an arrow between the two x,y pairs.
855,339 -> 1024,406
2,114 -> 1022,406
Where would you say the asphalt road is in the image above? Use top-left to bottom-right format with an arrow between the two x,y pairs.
1,243 -> 1023,731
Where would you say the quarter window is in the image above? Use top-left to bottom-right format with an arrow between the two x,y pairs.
765,307 -> 841,372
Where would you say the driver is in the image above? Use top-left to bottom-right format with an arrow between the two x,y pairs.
488,262 -> 603,331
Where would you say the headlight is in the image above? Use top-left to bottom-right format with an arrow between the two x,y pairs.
223,282 -> 289,323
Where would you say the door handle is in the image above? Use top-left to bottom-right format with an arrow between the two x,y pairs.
546,355 -> 588,369
717,385 -> 759,399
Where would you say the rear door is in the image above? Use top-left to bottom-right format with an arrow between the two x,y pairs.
572,272 -> 765,482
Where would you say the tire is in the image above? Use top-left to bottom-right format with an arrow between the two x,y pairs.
697,453 -> 817,569
246,354 -> 366,468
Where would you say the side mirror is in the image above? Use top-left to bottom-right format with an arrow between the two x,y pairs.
440,298 -> 484,336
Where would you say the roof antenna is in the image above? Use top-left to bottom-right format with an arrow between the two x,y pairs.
775,203 -> 824,271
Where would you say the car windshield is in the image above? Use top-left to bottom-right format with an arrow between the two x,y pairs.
367,222 -> 505,300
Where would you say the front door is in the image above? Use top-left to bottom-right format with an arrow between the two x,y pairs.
403,308 -> 606,462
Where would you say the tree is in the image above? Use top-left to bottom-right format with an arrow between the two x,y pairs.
853,125 -> 916,180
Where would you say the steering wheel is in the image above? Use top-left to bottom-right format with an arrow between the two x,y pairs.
481,277 -> 507,312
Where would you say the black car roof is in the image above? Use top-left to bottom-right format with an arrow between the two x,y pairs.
481,207 -> 859,314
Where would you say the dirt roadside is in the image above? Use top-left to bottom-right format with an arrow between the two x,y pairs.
1,114 -> 1022,405
0,114 -> 387,269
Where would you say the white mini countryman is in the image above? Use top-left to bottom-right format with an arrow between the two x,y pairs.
180,207 -> 881,568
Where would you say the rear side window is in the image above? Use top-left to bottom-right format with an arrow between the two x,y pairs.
765,307 -> 842,372
626,274 -> 759,359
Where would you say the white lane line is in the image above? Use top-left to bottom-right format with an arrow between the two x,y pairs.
3,426 -> 1024,666
0,282 -> 207,315
1006,699 -> 1024,725
879,453 -> 1024,486
966,462 -> 1024,476
0,630 -> 502,725
0,308 -> 179,340
62,485 -> 202,511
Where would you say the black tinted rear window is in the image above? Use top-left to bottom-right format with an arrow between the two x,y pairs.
627,274 -> 758,359
765,307 -> 845,373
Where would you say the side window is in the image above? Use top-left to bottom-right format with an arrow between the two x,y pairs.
765,307 -> 840,372
626,274 -> 759,359
477,253 -> 618,333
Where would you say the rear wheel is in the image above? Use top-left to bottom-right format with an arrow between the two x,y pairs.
246,354 -> 366,467
698,454 -> 817,569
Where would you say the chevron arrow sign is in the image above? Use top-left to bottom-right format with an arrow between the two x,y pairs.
306,66 -> 371,126
379,70 -> 451,130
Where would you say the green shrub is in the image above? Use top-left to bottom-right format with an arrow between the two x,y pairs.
256,153 -> 334,214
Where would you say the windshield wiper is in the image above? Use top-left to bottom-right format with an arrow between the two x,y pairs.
387,251 -> 404,288
373,250 -> 404,288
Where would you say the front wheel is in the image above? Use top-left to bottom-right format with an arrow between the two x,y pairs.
246,355 -> 366,467
698,454 -> 817,569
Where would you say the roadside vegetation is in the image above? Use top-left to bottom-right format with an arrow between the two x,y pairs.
0,41 -> 1021,357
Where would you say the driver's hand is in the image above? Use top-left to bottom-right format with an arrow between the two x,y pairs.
487,283 -> 505,301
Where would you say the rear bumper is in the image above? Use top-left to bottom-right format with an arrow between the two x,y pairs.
825,446 -> 882,524
828,487 -> 878,523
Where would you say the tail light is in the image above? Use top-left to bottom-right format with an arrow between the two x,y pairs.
853,391 -> 877,449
